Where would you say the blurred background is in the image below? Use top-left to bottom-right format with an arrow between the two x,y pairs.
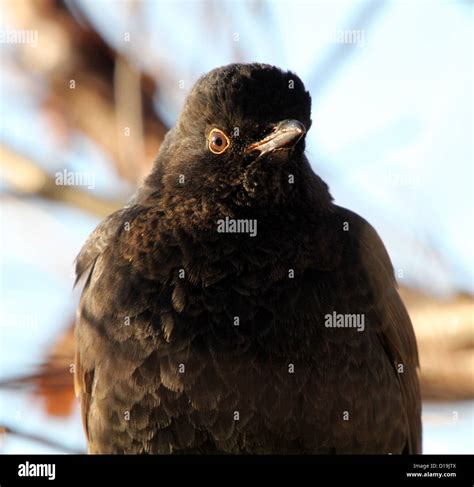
0,0 -> 472,454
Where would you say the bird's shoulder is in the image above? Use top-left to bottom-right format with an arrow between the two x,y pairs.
74,203 -> 168,286
75,206 -> 136,284
328,204 -> 394,276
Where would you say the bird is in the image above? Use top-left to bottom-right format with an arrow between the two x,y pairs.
74,63 -> 422,454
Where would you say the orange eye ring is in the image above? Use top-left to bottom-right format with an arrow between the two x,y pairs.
208,128 -> 230,154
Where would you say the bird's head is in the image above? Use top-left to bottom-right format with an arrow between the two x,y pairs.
178,62 -> 311,159
145,63 -> 318,214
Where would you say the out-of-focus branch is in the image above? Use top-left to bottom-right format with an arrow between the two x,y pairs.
0,425 -> 83,454
0,324 -> 76,417
114,54 -> 147,182
400,288 -> 474,400
4,0 -> 168,183
0,145 -> 121,217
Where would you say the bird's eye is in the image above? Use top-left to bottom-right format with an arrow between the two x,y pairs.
208,128 -> 230,154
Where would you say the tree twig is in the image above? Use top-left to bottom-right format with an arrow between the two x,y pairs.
0,425 -> 84,454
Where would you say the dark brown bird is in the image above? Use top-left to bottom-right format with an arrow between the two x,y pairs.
74,63 -> 421,454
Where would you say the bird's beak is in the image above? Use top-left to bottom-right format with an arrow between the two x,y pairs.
245,119 -> 306,157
